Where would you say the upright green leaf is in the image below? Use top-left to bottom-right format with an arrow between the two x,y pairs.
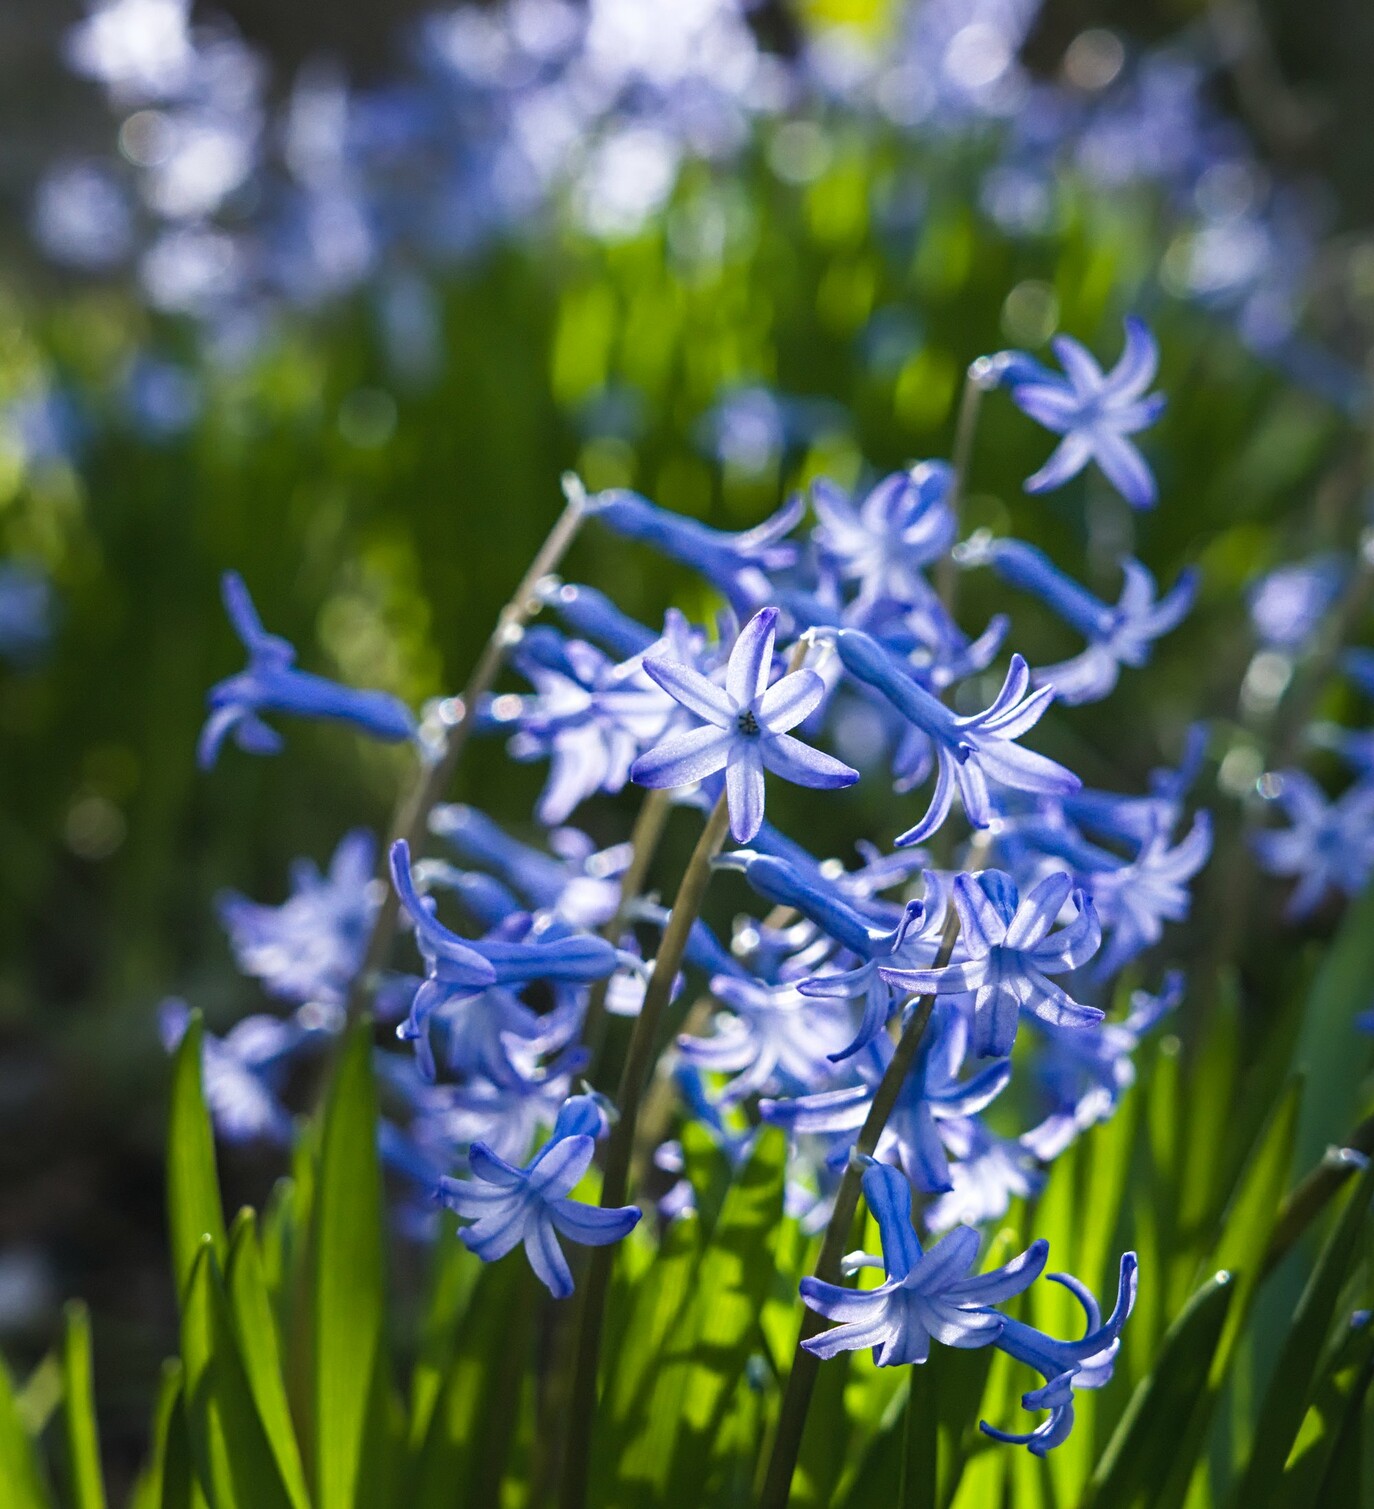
309,1024 -> 388,1509
1274,1312 -> 1374,1507
129,1361 -> 185,1509
1082,1271 -> 1235,1509
1229,1162 -> 1374,1508
224,1211 -> 310,1509
1292,885 -> 1374,1176
0,1352 -> 51,1509
167,1013 -> 227,1306
610,1128 -> 785,1507
409,1257 -> 533,1509
62,1302 -> 106,1509
180,1240 -> 295,1509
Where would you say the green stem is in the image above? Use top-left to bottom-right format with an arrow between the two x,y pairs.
758,907 -> 962,1509
580,787 -> 674,1073
343,482 -> 588,1024
936,361 -> 992,613
558,791 -> 733,1509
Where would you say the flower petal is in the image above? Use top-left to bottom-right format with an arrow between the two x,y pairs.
726,742 -> 767,843
727,606 -> 779,708
758,668 -> 826,732
641,656 -> 733,725
630,724 -> 734,789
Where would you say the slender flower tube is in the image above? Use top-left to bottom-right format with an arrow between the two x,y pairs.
631,606 -> 859,843
969,537 -> 1198,704
199,571 -> 416,767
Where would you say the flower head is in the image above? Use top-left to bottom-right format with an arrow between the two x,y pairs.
630,606 -> 859,843
881,870 -> 1103,1058
217,829 -> 376,1005
1007,317 -> 1165,508
200,572 -> 416,769
800,1161 -> 1046,1365
436,1093 -> 641,1298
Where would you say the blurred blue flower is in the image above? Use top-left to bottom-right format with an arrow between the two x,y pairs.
631,606 -> 859,843
799,1161 -> 1047,1365
217,829 -> 376,1006
159,999 -> 303,1145
882,870 -> 1102,1058
1006,318 -> 1165,507
762,1001 -> 1011,1194
811,465 -> 955,608
1253,771 -> 1374,920
0,564 -> 56,666
970,537 -> 1197,704
435,1092 -> 640,1297
199,571 -> 416,767
1248,555 -> 1348,651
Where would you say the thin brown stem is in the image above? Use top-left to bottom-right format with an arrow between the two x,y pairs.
558,792 -> 733,1509
758,904 -> 962,1509
344,484 -> 588,1024
936,363 -> 991,613
580,788 -> 674,1071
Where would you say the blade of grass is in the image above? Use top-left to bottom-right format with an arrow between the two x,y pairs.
167,1014 -> 227,1308
61,1302 -> 106,1509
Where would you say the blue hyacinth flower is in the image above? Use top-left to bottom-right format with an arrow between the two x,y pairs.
1252,771 -> 1374,920
199,571 -> 416,768
811,464 -> 955,607
583,486 -> 803,610
435,1093 -> 641,1298
761,1001 -> 1011,1194
1006,318 -> 1165,508
981,1253 -> 1139,1454
831,629 -> 1079,845
799,1161 -> 1047,1365
630,606 -> 859,844
971,537 -> 1198,704
217,829 -> 377,1006
881,870 -> 1103,1058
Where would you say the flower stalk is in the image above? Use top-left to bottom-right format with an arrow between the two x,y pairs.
759,902 -> 962,1509
558,789 -> 733,1509
344,481 -> 589,1022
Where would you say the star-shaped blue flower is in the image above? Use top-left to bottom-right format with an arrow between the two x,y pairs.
800,1161 -> 1047,1365
1007,317 -> 1165,508
435,1094 -> 641,1298
630,606 -> 859,843
881,870 -> 1103,1058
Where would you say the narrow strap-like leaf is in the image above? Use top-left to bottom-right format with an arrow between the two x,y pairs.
62,1302 -> 107,1509
167,1013 -> 227,1307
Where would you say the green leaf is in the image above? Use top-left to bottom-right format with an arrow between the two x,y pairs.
1292,884 -> 1374,1175
407,1214 -> 482,1454
1082,1271 -> 1235,1509
608,1127 -> 784,1507
1229,1161 -> 1374,1508
62,1302 -> 107,1509
167,1013 -> 228,1306
180,1240 -> 295,1509
0,1351 -> 51,1509
309,1024 -> 388,1509
224,1211 -> 310,1509
129,1361 -> 184,1509
408,1256 -> 534,1509
1274,1312 -> 1374,1507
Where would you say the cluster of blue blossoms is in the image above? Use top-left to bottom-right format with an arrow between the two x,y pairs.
181,320 -> 1235,1453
